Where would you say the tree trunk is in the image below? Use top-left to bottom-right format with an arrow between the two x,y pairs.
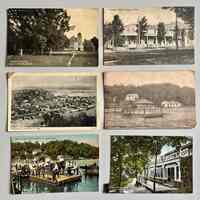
175,12 -> 179,49
118,154 -> 123,189
153,141 -> 158,193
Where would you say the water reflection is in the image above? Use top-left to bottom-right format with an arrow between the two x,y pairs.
18,175 -> 98,194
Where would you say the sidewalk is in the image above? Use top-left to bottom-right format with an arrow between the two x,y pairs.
141,180 -> 178,193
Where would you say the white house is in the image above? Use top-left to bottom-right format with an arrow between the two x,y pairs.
125,93 -> 139,102
69,35 -> 84,51
32,149 -> 42,156
161,101 -> 182,108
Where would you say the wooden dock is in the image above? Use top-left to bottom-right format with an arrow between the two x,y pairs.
30,175 -> 81,186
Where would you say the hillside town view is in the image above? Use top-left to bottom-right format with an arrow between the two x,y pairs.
10,134 -> 99,194
9,73 -> 97,130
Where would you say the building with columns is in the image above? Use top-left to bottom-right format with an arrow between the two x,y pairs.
142,142 -> 192,186
105,21 -> 193,50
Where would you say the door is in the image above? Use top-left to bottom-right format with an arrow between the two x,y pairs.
167,167 -> 175,182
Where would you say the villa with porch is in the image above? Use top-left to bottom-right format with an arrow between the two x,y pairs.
105,21 -> 193,50
140,142 -> 192,189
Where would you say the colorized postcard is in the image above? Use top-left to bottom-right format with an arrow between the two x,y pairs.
8,73 -> 98,131
103,135 -> 192,193
104,71 -> 196,129
7,8 -> 98,67
103,7 -> 194,65
10,134 -> 99,194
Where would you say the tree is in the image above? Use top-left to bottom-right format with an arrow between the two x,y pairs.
83,39 -> 94,52
38,35 -> 47,55
104,22 -> 113,45
105,83 -> 195,107
110,136 -> 128,188
12,139 -> 99,161
110,135 -> 192,193
157,22 -> 166,45
91,37 -> 98,51
136,16 -> 148,44
77,32 -> 82,51
162,7 -> 194,49
7,9 -> 71,54
111,15 -> 124,47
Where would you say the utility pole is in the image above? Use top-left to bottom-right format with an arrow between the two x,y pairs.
137,17 -> 141,47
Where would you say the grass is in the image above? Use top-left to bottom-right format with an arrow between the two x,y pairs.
7,53 -> 98,67
104,49 -> 194,65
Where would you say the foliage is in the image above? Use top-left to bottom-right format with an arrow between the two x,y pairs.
162,7 -> 194,49
91,37 -> 98,51
136,16 -> 148,42
104,22 -> 113,45
42,111 -> 96,127
11,139 -> 99,161
111,15 -> 124,47
83,39 -> 95,52
157,22 -> 166,44
110,136 -> 191,192
7,9 -> 71,54
105,83 -> 195,106
179,156 -> 193,193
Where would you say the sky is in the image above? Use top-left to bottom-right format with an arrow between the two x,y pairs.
65,8 -> 98,39
104,71 -> 195,88
160,144 -> 175,155
12,134 -> 99,147
10,73 -> 97,90
104,8 -> 185,25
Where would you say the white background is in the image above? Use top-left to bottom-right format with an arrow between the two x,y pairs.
0,0 -> 199,200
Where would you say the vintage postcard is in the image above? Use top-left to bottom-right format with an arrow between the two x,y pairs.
10,134 -> 99,194
104,7 -> 194,65
7,8 -> 98,67
103,135 -> 192,193
8,72 -> 99,131
104,71 -> 196,129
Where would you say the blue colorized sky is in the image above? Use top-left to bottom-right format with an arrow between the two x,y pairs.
12,134 -> 99,147
160,144 -> 175,155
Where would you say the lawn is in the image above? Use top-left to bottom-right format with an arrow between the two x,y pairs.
104,49 -> 194,65
7,53 -> 98,67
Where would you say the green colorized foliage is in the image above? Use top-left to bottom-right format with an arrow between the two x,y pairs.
11,139 -> 99,161
110,136 -> 191,191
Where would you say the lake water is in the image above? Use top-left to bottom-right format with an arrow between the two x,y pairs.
49,89 -> 96,97
105,107 -> 196,129
16,174 -> 98,194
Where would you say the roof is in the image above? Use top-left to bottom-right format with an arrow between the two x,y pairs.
121,24 -> 137,36
161,100 -> 182,104
136,99 -> 153,105
121,21 -> 191,37
126,93 -> 139,97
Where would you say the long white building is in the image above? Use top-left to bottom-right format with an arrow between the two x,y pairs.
142,142 -> 192,185
105,21 -> 193,50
